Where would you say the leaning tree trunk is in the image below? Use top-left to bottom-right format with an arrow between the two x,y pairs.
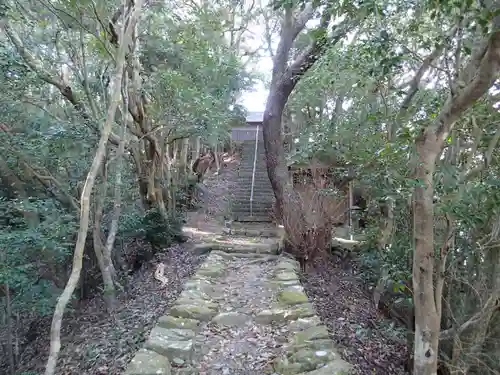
43,2 -> 142,373
180,137 -> 189,175
193,136 -> 201,166
104,81 -> 128,281
262,5 -> 355,235
214,144 -> 220,173
262,91 -> 296,224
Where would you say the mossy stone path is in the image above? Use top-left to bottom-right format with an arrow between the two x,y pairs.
125,231 -> 352,375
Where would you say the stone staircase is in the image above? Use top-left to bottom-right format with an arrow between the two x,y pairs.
232,141 -> 274,222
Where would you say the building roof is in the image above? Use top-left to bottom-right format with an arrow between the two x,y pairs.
246,111 -> 264,123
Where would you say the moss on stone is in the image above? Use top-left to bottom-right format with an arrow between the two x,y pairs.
157,315 -> 200,330
293,325 -> 330,345
278,288 -> 309,306
170,304 -> 217,321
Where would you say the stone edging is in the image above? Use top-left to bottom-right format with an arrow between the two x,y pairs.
125,250 -> 230,375
261,256 -> 354,375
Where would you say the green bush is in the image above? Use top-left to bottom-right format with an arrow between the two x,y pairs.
0,196 -> 77,316
120,207 -> 185,249
142,208 -> 184,249
175,176 -> 201,211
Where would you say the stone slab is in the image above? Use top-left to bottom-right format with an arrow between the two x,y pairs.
125,348 -> 171,375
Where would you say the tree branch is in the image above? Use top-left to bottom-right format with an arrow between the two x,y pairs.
1,22 -> 122,147
278,17 -> 357,99
291,4 -> 314,42
434,30 -> 500,143
44,0 -> 143,372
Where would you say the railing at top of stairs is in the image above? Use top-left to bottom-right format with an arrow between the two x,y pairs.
249,125 -> 259,217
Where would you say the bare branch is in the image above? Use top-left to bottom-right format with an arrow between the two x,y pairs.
399,43 -> 447,112
3,23 -> 66,90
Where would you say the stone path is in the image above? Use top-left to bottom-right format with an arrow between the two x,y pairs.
125,233 -> 353,375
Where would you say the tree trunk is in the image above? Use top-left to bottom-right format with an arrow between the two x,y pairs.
43,3 -> 141,372
194,136 -> 201,165
92,161 -> 116,310
104,85 -> 128,275
180,137 -> 189,174
413,140 -> 440,375
262,87 -> 296,223
214,144 -> 220,173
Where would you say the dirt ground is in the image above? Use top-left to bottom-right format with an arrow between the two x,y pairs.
14,244 -> 205,375
301,257 -> 409,374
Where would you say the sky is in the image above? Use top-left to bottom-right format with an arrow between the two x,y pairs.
240,79 -> 269,112
235,1 -> 274,113
238,52 -> 272,112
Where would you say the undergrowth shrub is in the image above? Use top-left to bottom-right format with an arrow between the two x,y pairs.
0,197 -> 76,315
281,185 -> 346,267
120,208 -> 184,245
0,196 -> 77,370
175,176 -> 200,211
142,208 -> 185,249
119,207 -> 186,271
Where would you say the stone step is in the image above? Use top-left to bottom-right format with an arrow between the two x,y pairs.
235,185 -> 273,190
232,212 -> 273,219
238,165 -> 267,172
239,159 -> 267,162
237,172 -> 270,177
237,175 -> 270,180
232,196 -> 274,202
235,177 -> 272,182
240,157 -> 266,162
235,186 -> 273,191
233,214 -> 273,222
241,148 -> 266,152
237,176 -> 271,182
231,200 -> 274,211
233,186 -> 274,194
234,183 -> 273,189
233,196 -> 273,203
231,203 -> 274,211
232,208 -> 273,215
232,208 -> 273,216
232,204 -> 273,212
228,227 -> 282,238
239,154 -> 267,158
233,190 -> 274,196
241,147 -> 266,153
232,197 -> 274,203
239,154 -> 266,158
240,155 -> 267,160
234,188 -> 273,193
233,196 -> 274,202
